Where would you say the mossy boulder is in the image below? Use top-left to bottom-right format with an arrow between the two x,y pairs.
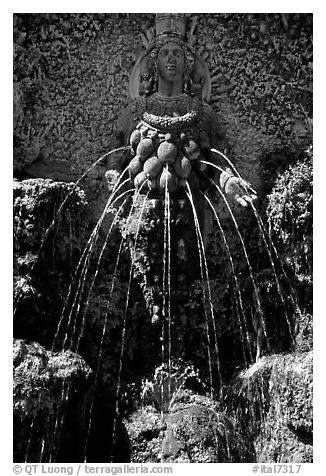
13,339 -> 93,462
226,351 -> 313,462
125,394 -> 251,463
13,178 -> 89,256
266,150 -> 312,280
13,179 -> 91,347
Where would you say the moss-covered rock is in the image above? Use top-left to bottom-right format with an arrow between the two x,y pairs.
13,178 -> 89,255
125,395 -> 251,463
13,179 -> 92,347
266,149 -> 312,283
13,339 -> 93,462
226,351 -> 313,462
294,313 -> 312,352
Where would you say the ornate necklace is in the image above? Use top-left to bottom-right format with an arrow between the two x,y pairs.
142,95 -> 201,132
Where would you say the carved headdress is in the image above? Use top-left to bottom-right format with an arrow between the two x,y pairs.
155,13 -> 186,46
129,14 -> 211,101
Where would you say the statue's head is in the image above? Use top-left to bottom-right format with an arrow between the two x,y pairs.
141,14 -> 194,95
145,38 -> 194,95
129,14 -> 211,101
157,41 -> 185,85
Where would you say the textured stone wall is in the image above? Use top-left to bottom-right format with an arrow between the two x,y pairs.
14,13 -> 312,207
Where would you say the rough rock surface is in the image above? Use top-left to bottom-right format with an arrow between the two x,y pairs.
226,351 -> 313,463
13,179 -> 92,348
125,394 -> 251,463
14,13 -> 312,217
13,339 -> 93,462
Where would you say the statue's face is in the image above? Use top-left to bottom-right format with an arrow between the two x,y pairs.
157,42 -> 185,84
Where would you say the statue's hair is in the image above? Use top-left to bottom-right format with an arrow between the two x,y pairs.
150,37 -> 195,75
138,36 -> 196,96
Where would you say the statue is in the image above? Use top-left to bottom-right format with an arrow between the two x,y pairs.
112,13 -> 256,206
106,14 -> 257,333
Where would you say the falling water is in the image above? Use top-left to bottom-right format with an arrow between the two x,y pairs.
83,235 -> 126,462
48,382 -> 70,462
200,158 -> 268,350
167,191 -> 172,407
16,146 -> 131,295
51,202 -> 57,271
110,188 -> 150,461
250,202 -> 302,318
249,203 -> 296,345
83,183 -> 148,460
211,144 -> 298,337
161,171 -> 168,414
186,182 -> 223,398
37,167 -> 134,462
161,164 -> 172,412
24,415 -> 36,462
213,178 -> 268,350
202,192 -> 254,365
203,155 -> 298,353
52,174 -> 132,351
39,433 -> 46,463
46,189 -> 134,462
61,176 -> 132,349
210,149 -> 257,195
70,192 -> 133,352
48,179 -> 144,462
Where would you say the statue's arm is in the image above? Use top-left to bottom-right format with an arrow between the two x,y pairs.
105,103 -> 137,176
104,103 -> 137,192
206,105 -> 257,206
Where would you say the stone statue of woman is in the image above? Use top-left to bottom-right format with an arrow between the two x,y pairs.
110,13 -> 255,205
106,14 -> 256,326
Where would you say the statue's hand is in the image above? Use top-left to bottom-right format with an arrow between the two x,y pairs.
220,168 -> 257,207
105,169 -> 120,194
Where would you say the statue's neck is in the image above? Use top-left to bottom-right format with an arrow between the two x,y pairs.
157,79 -> 183,98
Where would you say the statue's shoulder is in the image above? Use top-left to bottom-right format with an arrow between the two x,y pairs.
197,99 -> 226,145
117,97 -> 148,145
200,100 -> 219,120
119,97 -> 147,124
